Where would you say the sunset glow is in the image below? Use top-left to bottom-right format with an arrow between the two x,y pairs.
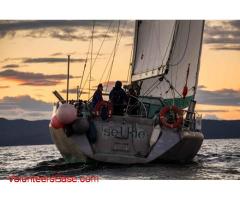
0,20 -> 239,120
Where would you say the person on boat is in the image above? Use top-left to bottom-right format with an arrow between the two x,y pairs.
109,81 -> 128,115
92,83 -> 103,108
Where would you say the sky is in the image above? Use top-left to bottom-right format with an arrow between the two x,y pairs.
0,20 -> 239,120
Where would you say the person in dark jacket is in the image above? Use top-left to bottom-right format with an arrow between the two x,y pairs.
92,83 -> 103,108
109,81 -> 128,115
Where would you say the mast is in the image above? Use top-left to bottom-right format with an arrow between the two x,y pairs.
130,20 -> 140,83
66,55 -> 70,103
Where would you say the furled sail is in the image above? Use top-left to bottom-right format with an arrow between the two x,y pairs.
131,20 -> 204,109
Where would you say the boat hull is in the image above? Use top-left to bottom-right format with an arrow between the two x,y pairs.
49,115 -> 203,164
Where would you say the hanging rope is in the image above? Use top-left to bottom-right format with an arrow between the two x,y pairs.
105,21 -> 121,92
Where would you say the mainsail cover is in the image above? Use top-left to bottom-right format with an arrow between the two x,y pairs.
131,20 -> 204,103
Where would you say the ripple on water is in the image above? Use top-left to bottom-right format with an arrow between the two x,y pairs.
0,140 -> 240,180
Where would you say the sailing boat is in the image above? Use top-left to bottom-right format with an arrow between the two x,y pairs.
49,20 -> 205,164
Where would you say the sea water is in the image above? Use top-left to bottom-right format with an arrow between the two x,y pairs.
0,139 -> 239,180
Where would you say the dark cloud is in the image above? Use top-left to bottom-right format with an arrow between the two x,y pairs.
0,20 -> 111,32
0,20 -> 133,41
0,95 -> 52,112
60,88 -> 88,95
0,85 -> 9,89
196,109 -> 229,113
203,114 -> 220,120
1,56 -> 85,64
0,57 -> 23,63
48,30 -> 88,41
50,52 -> 64,56
2,64 -> 19,69
0,95 -> 52,120
0,69 -> 76,86
198,85 -> 207,89
92,33 -> 112,39
210,46 -> 240,51
204,20 -> 240,50
27,30 -> 120,42
196,87 -> 240,106
23,57 -> 85,64
50,52 -> 77,56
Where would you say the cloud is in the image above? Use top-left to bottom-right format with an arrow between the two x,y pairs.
0,20 -> 111,32
23,57 -> 85,64
196,109 -> 229,113
196,87 -> 240,106
0,20 -> 134,41
1,56 -> 85,65
50,52 -> 77,56
203,114 -> 220,120
0,85 -> 9,89
211,46 -> 240,51
198,85 -> 207,89
60,88 -> 87,95
48,30 -> 88,41
0,95 -> 52,112
0,108 -> 51,120
204,20 -> 240,50
0,69 -> 76,86
2,64 -> 19,69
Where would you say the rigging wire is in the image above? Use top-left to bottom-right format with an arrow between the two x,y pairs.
80,21 -> 113,95
142,78 -> 160,96
98,44 -> 115,83
89,21 -> 95,99
79,26 -> 93,97
105,20 -> 121,92
99,24 -> 125,84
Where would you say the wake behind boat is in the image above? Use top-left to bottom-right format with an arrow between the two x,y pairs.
49,20 -> 205,164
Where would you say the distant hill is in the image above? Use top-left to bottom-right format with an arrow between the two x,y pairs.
201,119 -> 240,139
0,118 -> 239,146
0,118 -> 52,146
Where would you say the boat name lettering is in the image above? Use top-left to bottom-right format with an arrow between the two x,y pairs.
102,126 -> 145,139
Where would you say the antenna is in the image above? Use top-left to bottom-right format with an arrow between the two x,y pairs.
66,55 -> 70,103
